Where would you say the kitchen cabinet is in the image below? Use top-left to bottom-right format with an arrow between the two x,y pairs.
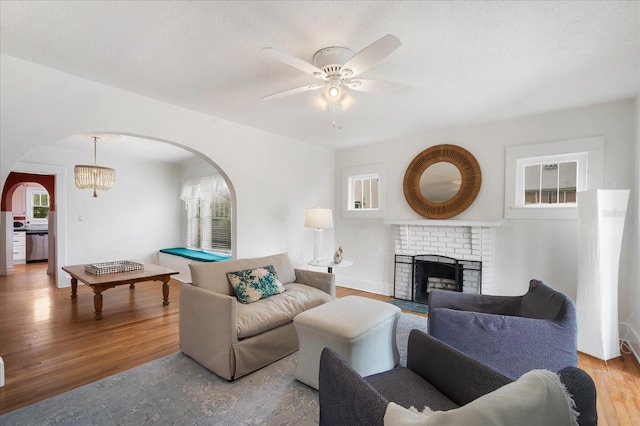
13,232 -> 26,264
12,184 -> 26,217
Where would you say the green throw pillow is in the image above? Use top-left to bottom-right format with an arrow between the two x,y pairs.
227,265 -> 285,304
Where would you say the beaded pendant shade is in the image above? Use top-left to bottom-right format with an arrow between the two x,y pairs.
74,136 -> 116,197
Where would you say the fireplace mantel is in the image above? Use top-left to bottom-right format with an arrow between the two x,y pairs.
385,219 -> 502,227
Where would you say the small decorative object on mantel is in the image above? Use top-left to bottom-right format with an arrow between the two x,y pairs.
333,246 -> 343,264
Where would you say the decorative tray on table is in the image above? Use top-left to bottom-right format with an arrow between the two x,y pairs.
84,260 -> 144,275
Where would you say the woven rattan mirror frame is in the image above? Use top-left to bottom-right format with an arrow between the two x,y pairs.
403,144 -> 482,219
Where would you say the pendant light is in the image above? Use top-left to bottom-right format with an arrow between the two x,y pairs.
74,135 -> 116,197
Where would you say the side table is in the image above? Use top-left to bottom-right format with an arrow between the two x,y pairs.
308,258 -> 353,273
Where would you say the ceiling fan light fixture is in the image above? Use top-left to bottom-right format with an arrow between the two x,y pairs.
314,95 -> 328,111
339,92 -> 356,111
324,76 -> 343,103
324,85 -> 342,103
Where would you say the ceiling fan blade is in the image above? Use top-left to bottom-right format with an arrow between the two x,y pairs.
341,34 -> 401,77
345,78 -> 412,95
261,83 -> 324,101
262,47 -> 327,79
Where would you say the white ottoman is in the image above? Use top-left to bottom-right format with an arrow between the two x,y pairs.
293,295 -> 401,390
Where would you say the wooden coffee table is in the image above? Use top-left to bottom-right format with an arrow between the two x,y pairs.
62,263 -> 179,319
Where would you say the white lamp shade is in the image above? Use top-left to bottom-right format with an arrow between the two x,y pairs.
305,208 -> 333,229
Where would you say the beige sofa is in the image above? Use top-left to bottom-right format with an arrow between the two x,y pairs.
179,252 -> 335,380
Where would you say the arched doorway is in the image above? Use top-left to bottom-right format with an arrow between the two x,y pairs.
2,134 -> 236,288
1,172 -> 56,276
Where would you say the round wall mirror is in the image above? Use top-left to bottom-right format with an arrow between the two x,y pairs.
403,144 -> 481,219
419,161 -> 462,202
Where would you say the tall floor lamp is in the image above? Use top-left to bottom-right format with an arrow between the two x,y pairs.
576,189 -> 629,361
305,208 -> 333,262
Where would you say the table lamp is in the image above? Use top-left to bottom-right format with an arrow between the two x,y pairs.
305,208 -> 333,262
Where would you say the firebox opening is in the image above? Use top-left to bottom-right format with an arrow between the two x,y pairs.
413,255 -> 461,304
393,254 -> 482,305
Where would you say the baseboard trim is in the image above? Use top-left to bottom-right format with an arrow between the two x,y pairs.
0,266 -> 15,276
337,277 -> 393,296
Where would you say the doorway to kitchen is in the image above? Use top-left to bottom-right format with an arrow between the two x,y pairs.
1,172 -> 56,279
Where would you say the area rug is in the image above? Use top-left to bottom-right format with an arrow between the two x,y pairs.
1,313 -> 428,425
388,298 -> 429,315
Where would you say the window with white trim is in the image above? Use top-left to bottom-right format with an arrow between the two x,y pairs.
26,187 -> 49,224
342,164 -> 385,218
181,175 -> 231,253
505,136 -> 604,220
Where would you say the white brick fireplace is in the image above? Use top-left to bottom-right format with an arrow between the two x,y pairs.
385,220 -> 501,300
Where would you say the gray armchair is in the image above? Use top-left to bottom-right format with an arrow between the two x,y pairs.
428,279 -> 578,380
318,329 -> 597,426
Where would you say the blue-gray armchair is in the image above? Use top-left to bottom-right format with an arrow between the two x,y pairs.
428,279 -> 578,380
318,329 -> 596,426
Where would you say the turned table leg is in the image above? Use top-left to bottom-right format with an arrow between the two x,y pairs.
162,277 -> 170,306
93,288 -> 103,320
70,277 -> 78,299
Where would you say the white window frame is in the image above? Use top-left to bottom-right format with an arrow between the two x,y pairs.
504,136 -> 604,220
26,186 -> 49,225
342,164 -> 385,219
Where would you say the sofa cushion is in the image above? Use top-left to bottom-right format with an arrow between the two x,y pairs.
236,283 -> 333,339
189,252 -> 297,295
227,265 -> 285,304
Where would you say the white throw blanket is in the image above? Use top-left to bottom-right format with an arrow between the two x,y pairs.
384,369 -> 579,426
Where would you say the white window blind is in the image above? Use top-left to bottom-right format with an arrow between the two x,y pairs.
180,175 -> 231,253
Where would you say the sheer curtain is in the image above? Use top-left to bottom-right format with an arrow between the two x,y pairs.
180,175 -> 231,253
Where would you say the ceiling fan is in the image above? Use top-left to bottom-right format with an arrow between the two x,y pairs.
261,34 -> 411,112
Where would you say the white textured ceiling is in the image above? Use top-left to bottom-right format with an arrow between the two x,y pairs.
1,0 -> 638,160
45,134 -> 200,165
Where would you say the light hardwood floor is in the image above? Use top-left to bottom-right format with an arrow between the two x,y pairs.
1,263 -> 638,424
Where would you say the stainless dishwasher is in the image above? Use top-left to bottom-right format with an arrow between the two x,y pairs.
26,232 -> 48,263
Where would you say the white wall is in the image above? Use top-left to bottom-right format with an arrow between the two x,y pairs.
335,99 -> 637,324
624,97 -> 640,358
0,55 -> 335,284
